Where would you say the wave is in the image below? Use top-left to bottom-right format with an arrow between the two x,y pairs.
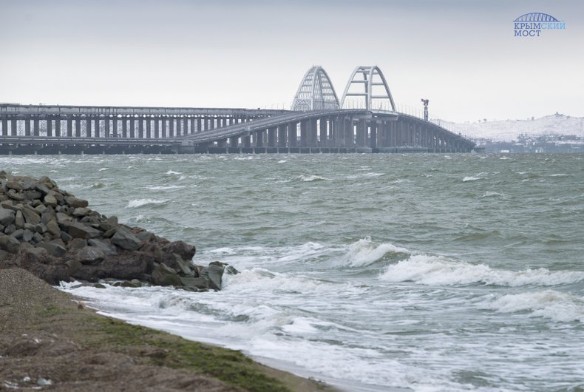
165,170 -> 182,175
484,290 -> 584,322
295,174 -> 329,182
380,255 -> 584,287
126,199 -> 169,208
339,238 -> 410,268
144,185 -> 186,191
462,176 -> 481,182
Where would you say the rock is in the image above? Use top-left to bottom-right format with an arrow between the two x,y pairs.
100,254 -> 149,280
206,261 -> 227,291
65,196 -> 88,208
76,246 -> 105,265
88,238 -> 117,256
22,229 -> 34,243
61,221 -> 101,239
15,246 -> 70,285
179,276 -> 209,291
21,205 -> 41,225
6,180 -> 23,191
4,224 -> 16,235
39,240 -> 68,257
111,226 -> 142,251
0,233 -> 20,253
162,240 -> 196,261
7,189 -> 24,201
0,207 -> 15,226
72,207 -> 91,217
44,194 -> 58,207
46,219 -> 61,237
151,263 -> 182,286
69,238 -> 87,250
14,210 -> 24,228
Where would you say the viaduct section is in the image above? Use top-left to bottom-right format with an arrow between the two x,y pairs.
0,65 -> 475,154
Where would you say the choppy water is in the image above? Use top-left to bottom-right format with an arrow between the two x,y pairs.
3,153 -> 584,391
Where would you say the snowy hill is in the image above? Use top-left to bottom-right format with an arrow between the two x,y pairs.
433,114 -> 584,142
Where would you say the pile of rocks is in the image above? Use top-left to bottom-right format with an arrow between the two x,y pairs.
0,171 -> 236,290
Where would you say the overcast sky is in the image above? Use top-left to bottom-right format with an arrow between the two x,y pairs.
1,0 -> 582,122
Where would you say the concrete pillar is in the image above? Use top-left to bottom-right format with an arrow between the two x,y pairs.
277,125 -> 287,148
229,136 -> 239,148
243,135 -> 251,148
175,117 -> 181,136
122,118 -> 127,138
196,117 -> 202,133
112,117 -> 118,137
319,119 -> 327,146
255,130 -> 265,147
1,118 -> 7,136
370,122 -> 377,149
161,118 -> 168,138
138,117 -> 144,138
129,118 -> 135,138
66,118 -> 72,138
356,119 -> 367,146
288,123 -> 297,147
86,118 -> 92,138
75,118 -> 81,137
300,121 -> 308,147
146,118 -> 151,138
10,119 -> 17,136
25,118 -> 31,136
94,118 -> 101,137
153,118 -> 159,138
267,127 -> 277,147
55,118 -> 62,138
105,117 -> 110,137
47,119 -> 53,137
33,117 -> 39,136
169,118 -> 175,138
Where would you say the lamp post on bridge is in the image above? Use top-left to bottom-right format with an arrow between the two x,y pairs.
421,99 -> 429,121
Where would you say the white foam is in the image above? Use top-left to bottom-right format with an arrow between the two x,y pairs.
165,170 -> 182,175
462,176 -> 481,182
485,290 -> 584,322
144,185 -> 186,191
98,167 -> 108,172
380,255 -> 584,287
127,199 -> 168,208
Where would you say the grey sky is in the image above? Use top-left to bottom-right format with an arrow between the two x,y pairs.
1,0 -> 582,122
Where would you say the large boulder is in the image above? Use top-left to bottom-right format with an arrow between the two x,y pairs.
111,226 -> 142,251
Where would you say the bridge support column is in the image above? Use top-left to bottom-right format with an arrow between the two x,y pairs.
370,122 -> 378,149
145,118 -> 151,138
242,135 -> 251,148
170,118 -> 175,138
267,127 -> 277,147
154,118 -> 160,138
12,119 -> 19,136
356,119 -> 367,147
138,118 -> 144,138
300,121 -> 308,147
129,118 -> 135,138
1,118 -> 7,136
55,118 -> 62,138
121,118 -> 127,138
24,118 -> 31,136
33,117 -> 40,136
66,118 -> 72,138
288,123 -> 297,147
105,117 -> 111,138
112,117 -> 118,138
75,118 -> 81,137
46,119 -> 53,137
86,118 -> 92,138
229,136 -> 239,148
277,125 -> 287,148
255,130 -> 265,148
183,117 -> 189,135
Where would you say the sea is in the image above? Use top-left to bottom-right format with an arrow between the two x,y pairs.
3,153 -> 583,392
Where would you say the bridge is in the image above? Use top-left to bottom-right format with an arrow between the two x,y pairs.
0,66 -> 475,154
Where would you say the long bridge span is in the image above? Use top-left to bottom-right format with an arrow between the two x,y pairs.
0,66 -> 475,154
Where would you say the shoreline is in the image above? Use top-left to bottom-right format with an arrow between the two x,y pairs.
0,268 -> 339,392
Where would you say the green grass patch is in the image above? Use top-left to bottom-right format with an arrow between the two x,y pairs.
89,316 -> 291,392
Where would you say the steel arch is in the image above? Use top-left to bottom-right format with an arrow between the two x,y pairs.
291,66 -> 340,111
341,66 -> 396,111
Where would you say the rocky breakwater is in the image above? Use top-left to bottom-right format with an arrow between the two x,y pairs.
0,171 -> 236,290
